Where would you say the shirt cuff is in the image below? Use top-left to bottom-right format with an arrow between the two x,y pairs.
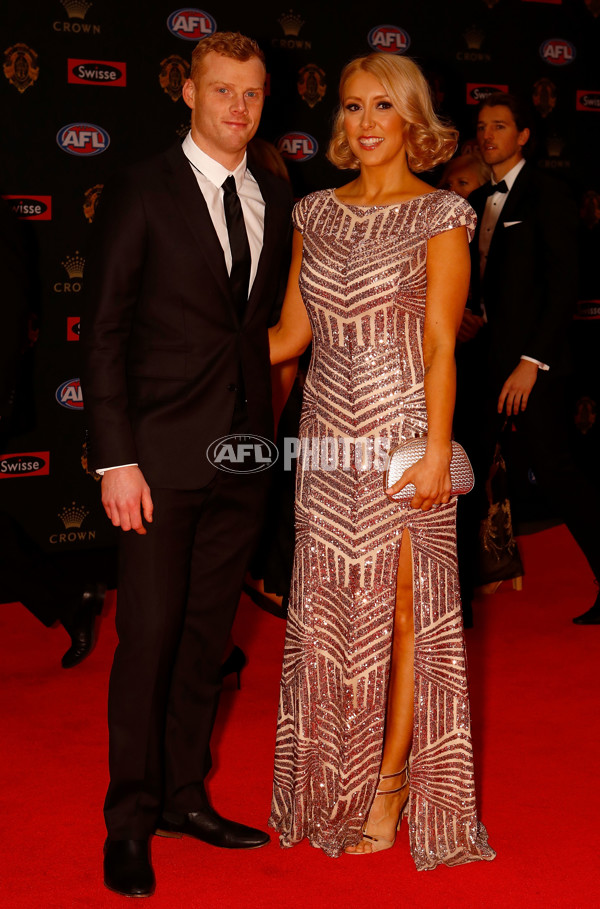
520,355 -> 550,371
96,463 -> 138,475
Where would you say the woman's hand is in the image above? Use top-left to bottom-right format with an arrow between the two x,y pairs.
385,448 -> 452,511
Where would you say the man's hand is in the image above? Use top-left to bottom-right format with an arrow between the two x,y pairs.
456,310 -> 484,344
101,466 -> 153,534
497,360 -> 539,415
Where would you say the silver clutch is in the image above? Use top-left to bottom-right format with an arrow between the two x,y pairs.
383,437 -> 474,503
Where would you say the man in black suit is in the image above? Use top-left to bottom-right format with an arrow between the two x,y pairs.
455,93 -> 600,625
82,33 -> 292,897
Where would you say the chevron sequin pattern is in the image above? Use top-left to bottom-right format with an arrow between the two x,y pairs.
269,189 -> 495,869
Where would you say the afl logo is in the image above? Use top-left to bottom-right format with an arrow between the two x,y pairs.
57,123 -> 110,156
56,378 -> 84,410
167,8 -> 217,41
207,434 -> 279,474
277,132 -> 318,162
368,25 -> 410,55
540,38 -> 576,66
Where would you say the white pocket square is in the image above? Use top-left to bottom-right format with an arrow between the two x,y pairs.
503,220 -> 522,227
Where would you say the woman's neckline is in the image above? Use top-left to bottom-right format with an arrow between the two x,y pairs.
331,187 -> 442,210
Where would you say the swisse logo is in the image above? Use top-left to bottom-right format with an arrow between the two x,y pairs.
167,8 -> 216,41
0,452 -> 50,477
577,90 -> 600,111
2,194 -> 52,220
540,38 -> 576,65
57,122 -> 110,156
277,132 -> 318,161
207,435 -> 278,474
56,378 -> 84,410
68,58 -> 127,86
367,25 -> 410,54
466,83 -> 509,105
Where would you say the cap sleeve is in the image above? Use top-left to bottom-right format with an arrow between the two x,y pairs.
426,191 -> 477,243
292,195 -> 311,235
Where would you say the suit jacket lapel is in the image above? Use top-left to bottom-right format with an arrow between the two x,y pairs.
245,167 -> 279,321
484,163 -> 530,285
495,163 -> 530,227
163,144 -> 237,318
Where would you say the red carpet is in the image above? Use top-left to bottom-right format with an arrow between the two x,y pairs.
1,524 -> 598,908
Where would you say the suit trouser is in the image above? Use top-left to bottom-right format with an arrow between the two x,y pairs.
456,366 -> 600,604
103,462 -> 269,840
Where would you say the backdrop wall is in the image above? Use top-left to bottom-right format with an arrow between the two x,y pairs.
1,0 -> 599,555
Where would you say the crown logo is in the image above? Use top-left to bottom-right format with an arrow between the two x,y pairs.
464,26 -> 485,50
58,502 -> 89,529
62,251 -> 85,279
60,0 -> 92,19
278,9 -> 305,36
546,135 -> 566,158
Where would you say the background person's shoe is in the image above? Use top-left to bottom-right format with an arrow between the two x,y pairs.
61,582 -> 106,668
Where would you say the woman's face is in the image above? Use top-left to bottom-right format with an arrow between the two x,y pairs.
342,69 -> 407,169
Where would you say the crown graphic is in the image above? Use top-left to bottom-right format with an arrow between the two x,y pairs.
62,251 -> 85,279
60,0 -> 92,19
58,502 -> 89,529
278,9 -> 304,36
546,135 -> 566,158
464,26 -> 485,50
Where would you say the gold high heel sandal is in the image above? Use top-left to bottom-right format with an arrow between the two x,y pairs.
347,763 -> 409,855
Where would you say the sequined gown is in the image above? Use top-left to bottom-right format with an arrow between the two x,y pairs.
269,189 -> 495,870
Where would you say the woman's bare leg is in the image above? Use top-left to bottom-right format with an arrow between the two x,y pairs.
346,529 -> 414,853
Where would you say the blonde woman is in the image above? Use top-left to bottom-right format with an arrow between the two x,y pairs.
268,53 -> 495,869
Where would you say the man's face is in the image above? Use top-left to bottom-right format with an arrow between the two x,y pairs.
182,52 -> 266,168
476,105 -> 529,172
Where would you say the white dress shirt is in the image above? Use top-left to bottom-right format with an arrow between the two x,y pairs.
98,133 -> 266,475
478,157 -> 526,278
477,157 -> 549,371
182,131 -> 265,290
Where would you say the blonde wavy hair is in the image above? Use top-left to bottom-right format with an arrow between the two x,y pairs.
327,54 -> 458,173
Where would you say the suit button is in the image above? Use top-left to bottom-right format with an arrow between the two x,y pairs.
226,384 -> 238,392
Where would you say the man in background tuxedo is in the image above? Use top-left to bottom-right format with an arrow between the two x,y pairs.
82,33 -> 292,897
455,93 -> 600,625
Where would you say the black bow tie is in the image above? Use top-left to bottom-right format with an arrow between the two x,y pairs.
487,179 -> 508,196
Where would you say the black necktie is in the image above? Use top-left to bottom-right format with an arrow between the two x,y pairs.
487,179 -> 508,196
222,175 -> 251,317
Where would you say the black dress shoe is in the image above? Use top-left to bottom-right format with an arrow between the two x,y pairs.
220,645 -> 246,689
103,838 -> 155,897
61,583 -> 106,669
573,591 -> 600,625
156,806 -> 270,850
